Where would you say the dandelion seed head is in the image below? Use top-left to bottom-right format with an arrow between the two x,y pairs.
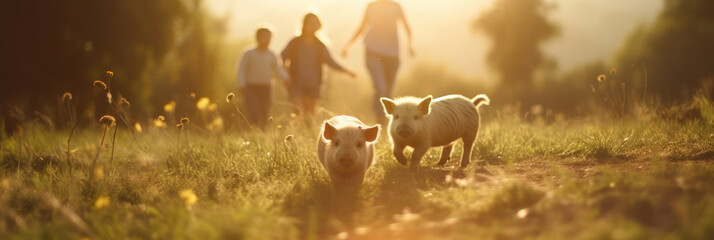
226,93 -> 235,103
61,92 -> 73,103
180,117 -> 190,124
120,98 -> 131,109
93,80 -> 107,90
176,123 -> 184,130
158,115 -> 166,121
597,74 -> 606,83
106,70 -> 114,78
99,115 -> 116,127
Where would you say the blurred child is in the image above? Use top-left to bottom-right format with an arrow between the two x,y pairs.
282,13 -> 356,117
237,27 -> 290,129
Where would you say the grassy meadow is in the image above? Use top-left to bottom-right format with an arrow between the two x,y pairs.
0,94 -> 713,240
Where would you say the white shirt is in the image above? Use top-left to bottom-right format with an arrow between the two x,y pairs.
364,0 -> 404,57
237,47 -> 290,87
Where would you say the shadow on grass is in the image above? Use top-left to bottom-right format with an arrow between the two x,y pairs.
281,164 -> 470,239
373,165 -> 467,218
282,178 -> 367,239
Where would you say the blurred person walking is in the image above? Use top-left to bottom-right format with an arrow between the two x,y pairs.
342,0 -> 415,123
282,13 -> 357,117
237,27 -> 290,129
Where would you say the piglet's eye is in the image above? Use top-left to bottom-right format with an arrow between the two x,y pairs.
333,141 -> 340,146
413,116 -> 419,120
356,142 -> 363,148
394,115 -> 400,119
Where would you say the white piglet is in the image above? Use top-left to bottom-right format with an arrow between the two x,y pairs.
380,94 -> 489,169
318,115 -> 380,188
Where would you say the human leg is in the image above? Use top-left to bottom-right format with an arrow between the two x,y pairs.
382,55 -> 400,99
287,85 -> 304,115
302,86 -> 321,117
257,85 -> 273,129
366,51 -> 388,120
244,86 -> 262,127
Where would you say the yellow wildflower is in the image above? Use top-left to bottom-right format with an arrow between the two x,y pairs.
196,97 -> 210,111
94,166 -> 104,179
163,101 -> 176,113
94,196 -> 110,209
179,189 -> 197,207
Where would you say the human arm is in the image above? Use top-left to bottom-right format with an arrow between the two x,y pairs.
272,52 -> 292,86
237,50 -> 250,90
398,4 -> 415,57
323,44 -> 356,78
342,6 -> 370,57
281,38 -> 293,69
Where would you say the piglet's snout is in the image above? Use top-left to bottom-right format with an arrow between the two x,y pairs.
339,157 -> 353,167
396,126 -> 413,138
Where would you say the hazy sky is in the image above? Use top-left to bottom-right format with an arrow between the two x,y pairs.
206,0 -> 662,80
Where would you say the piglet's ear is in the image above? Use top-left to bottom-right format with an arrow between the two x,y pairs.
418,95 -> 433,115
322,122 -> 336,141
362,125 -> 380,142
380,98 -> 396,115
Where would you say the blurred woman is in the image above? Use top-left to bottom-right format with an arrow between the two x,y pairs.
342,0 -> 415,122
282,13 -> 356,117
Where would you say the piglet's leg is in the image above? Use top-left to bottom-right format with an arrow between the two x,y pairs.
409,146 -> 429,170
437,143 -> 454,166
393,143 -> 408,165
460,135 -> 476,168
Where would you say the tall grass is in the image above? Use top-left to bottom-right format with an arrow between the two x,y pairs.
1,103 -> 712,239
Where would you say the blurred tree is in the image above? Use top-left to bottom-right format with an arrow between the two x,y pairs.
0,0 -> 191,121
473,0 -> 558,96
615,0 -> 714,103
151,2 -> 229,117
